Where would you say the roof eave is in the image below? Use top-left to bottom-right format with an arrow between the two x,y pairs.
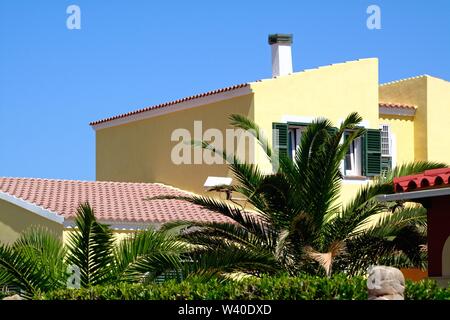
0,191 -> 64,224
376,187 -> 450,202
379,106 -> 416,117
63,219 -> 162,231
90,84 -> 253,131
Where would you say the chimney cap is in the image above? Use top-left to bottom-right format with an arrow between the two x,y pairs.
268,34 -> 293,45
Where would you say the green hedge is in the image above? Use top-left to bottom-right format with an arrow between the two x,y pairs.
405,279 -> 450,300
32,274 -> 450,300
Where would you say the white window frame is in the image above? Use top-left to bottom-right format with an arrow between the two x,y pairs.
288,125 -> 306,159
380,124 -> 392,157
344,135 -> 363,177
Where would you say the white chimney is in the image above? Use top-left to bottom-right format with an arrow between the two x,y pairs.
268,34 -> 293,77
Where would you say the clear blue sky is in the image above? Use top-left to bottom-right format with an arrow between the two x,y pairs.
1,0 -> 449,181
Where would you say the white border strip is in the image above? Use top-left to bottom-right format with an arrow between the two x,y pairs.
379,106 -> 416,117
91,86 -> 253,131
342,178 -> 371,185
63,220 -> 161,231
0,191 -> 64,224
376,187 -> 450,202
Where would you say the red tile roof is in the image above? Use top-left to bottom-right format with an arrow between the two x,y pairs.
394,168 -> 450,193
0,178 -> 230,225
379,102 -> 417,111
89,83 -> 250,126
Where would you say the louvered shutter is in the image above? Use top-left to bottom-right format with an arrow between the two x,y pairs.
272,123 -> 288,157
363,129 -> 382,176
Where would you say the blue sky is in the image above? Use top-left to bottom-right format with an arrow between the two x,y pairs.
0,0 -> 449,181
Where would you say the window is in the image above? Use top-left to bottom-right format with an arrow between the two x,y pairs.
288,125 -> 306,159
380,125 -> 391,156
380,124 -> 393,173
273,122 -> 382,177
344,132 -> 363,177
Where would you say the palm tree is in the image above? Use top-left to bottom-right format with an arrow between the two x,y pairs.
0,202 -> 186,298
155,112 -> 446,277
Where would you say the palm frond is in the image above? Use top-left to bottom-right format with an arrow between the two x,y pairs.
66,202 -> 115,287
0,227 -> 68,298
181,243 -> 279,279
12,227 -> 67,290
360,206 -> 427,238
148,195 -> 273,242
113,229 -> 187,283
377,161 -> 447,184
0,245 -> 54,298
229,113 -> 273,158
304,241 -> 346,277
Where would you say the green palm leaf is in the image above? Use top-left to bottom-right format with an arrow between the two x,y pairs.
66,202 -> 115,287
377,161 -> 447,184
113,229 -> 186,283
182,244 -> 280,279
0,227 -> 67,298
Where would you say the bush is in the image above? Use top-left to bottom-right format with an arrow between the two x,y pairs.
35,274 -> 366,300
405,279 -> 450,300
33,274 -> 450,300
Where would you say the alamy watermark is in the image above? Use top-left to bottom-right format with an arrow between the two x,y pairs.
66,5 -> 81,30
67,264 -> 81,289
366,5 -> 381,30
170,121 -> 281,171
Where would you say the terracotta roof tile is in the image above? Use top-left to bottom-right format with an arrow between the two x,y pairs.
379,102 -> 417,110
89,83 -> 250,126
0,178 -> 230,225
393,168 -> 450,192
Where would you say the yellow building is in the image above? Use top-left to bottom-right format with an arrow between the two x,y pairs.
1,34 -> 449,246
91,34 -> 450,204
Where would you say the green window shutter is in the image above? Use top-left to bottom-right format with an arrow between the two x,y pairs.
272,123 -> 288,157
287,122 -> 308,127
363,129 -> 382,177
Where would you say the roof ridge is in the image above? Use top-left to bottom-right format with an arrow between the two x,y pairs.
90,58 -> 377,127
0,176 -> 167,186
269,58 -> 376,78
379,75 -> 430,87
89,83 -> 251,126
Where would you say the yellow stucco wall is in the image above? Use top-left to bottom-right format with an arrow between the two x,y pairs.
251,58 -> 380,132
379,75 -> 450,165
379,115 -> 415,165
426,76 -> 450,163
379,76 -> 428,161
251,58 -> 380,205
0,199 -> 64,244
96,94 -> 255,195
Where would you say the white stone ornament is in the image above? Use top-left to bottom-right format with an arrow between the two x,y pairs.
367,266 -> 405,300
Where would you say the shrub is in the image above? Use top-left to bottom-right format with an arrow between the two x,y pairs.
34,274 -> 366,300
405,279 -> 450,300
33,274 -> 450,300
